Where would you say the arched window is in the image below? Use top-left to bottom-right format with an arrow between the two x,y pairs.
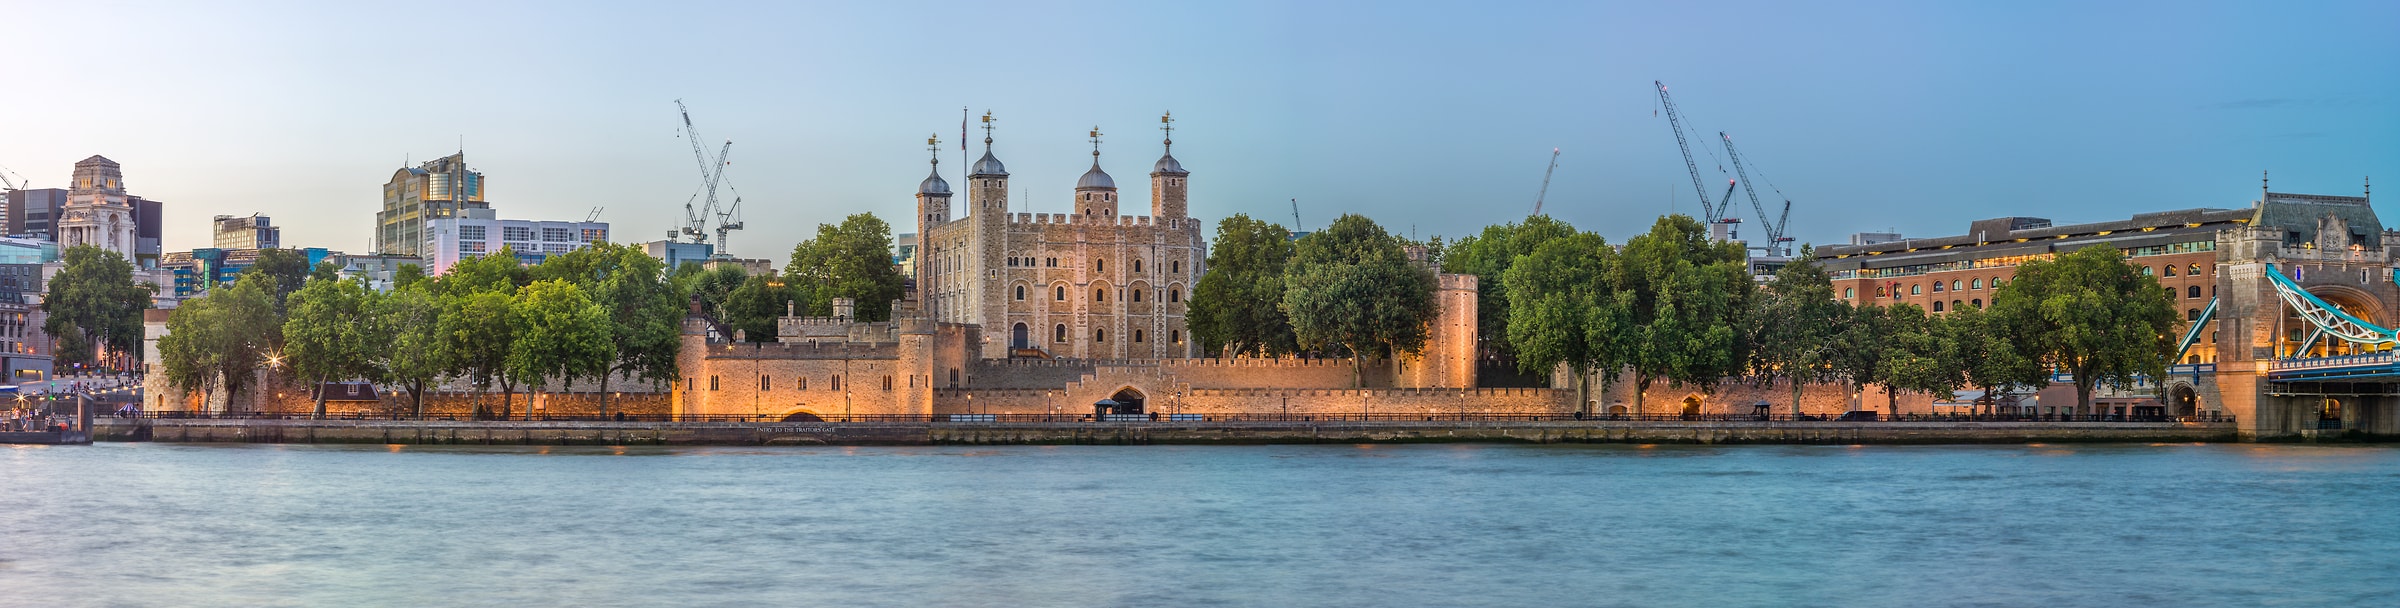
2163,265 -> 2177,277
1932,281 -> 1944,293
1910,284 -> 1922,295
1171,330 -> 1182,344
1971,299 -> 1982,308
1054,324 -> 1067,343
2141,266 -> 2153,276
1132,290 -> 1143,302
1844,287 -> 1855,298
2188,285 -> 2202,298
1169,289 -> 1181,302
1952,280 -> 1962,291
1096,259 -> 1105,273
1134,329 -> 1145,343
1876,285 -> 1888,297
1952,300 -> 1962,311
2189,264 -> 2201,276
1133,259 -> 1143,273
1933,301 -> 1945,312
1972,278 -> 1982,290
1015,285 -> 1026,300
1171,260 -> 1181,273
1094,288 -> 1106,302
2186,308 -> 2200,321
1094,328 -> 1107,342
1054,286 -> 1065,301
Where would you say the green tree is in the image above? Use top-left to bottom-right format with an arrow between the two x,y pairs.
1871,303 -> 1959,416
41,244 -> 152,370
244,248 -> 313,309
308,261 -> 341,283
508,279 -> 613,415
786,213 -> 904,321
1606,215 -> 1752,412
537,243 -> 684,414
433,246 -> 530,298
1189,214 -> 1298,357
376,286 -> 447,417
440,290 -> 517,417
1746,248 -> 1851,416
159,273 -> 280,411
1989,245 -> 2180,411
392,264 -> 428,291
1831,303 -> 1892,413
1282,214 -> 1440,387
282,277 -> 378,417
1935,304 -> 2043,412
720,274 -> 798,342
680,264 -> 751,320
1446,215 -> 1577,373
1501,230 -> 1618,413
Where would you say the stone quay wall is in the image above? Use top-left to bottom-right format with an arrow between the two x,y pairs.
93,418 -> 2240,446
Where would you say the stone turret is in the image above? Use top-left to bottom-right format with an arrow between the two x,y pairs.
1151,112 -> 1189,220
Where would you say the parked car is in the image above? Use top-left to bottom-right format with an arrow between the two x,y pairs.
1834,410 -> 1880,422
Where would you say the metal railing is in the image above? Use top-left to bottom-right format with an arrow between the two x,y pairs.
114,411 -> 2235,425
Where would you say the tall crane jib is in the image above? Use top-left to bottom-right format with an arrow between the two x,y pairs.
1719,132 -> 1796,256
1654,81 -> 1723,225
1531,148 -> 1559,217
673,99 -> 742,259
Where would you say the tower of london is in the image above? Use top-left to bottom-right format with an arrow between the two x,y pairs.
914,114 -> 1208,360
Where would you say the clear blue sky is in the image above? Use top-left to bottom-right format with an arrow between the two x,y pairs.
4,0 -> 2395,260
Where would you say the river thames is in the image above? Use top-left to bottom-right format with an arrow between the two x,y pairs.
3,442 -> 2395,607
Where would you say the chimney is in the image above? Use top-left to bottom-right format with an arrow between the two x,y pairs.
833,297 -> 855,321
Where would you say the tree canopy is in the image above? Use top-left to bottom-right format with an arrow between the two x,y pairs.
42,244 -> 151,370
1607,215 -> 1752,412
1189,213 -> 1298,357
786,213 -> 904,321
1500,229 -> 1617,413
1282,214 -> 1440,387
1989,245 -> 2179,410
159,273 -> 279,410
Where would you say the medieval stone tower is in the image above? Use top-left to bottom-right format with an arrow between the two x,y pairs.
913,112 -> 1208,360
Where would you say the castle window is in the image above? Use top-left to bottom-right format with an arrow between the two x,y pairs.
1171,260 -> 1181,273
1014,285 -> 1025,300
1055,286 -> 1065,301
1132,290 -> 1142,302
1096,259 -> 1105,273
2188,285 -> 2202,298
709,376 -> 720,391
1055,324 -> 1067,343
1095,328 -> 1106,342
1133,259 -> 1142,273
882,375 -> 894,391
761,376 -> 771,391
1095,288 -> 1106,302
1134,329 -> 1145,343
1169,289 -> 1181,303
949,368 -> 960,384
1171,330 -> 1182,344
830,375 -> 842,391
798,377 -> 808,390
686,378 -> 694,391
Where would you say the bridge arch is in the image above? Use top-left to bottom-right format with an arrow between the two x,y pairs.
2285,284 -> 2391,358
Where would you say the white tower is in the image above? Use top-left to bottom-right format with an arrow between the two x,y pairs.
58,155 -> 137,259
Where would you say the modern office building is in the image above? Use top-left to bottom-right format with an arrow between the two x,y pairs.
0,237 -> 57,264
158,247 -> 338,297
642,239 -> 714,272
420,215 -> 608,275
131,196 -> 163,268
0,262 -> 53,381
374,153 -> 489,257
213,214 -> 281,249
4,188 -> 67,238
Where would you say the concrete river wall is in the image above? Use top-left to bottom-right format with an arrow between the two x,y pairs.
92,419 -> 2241,446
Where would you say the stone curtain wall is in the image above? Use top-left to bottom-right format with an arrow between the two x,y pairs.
934,387 -> 1574,416
245,390 -> 672,418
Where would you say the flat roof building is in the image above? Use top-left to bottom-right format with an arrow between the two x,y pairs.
213,214 -> 280,250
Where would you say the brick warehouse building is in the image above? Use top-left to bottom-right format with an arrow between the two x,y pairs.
1816,207 -> 2252,366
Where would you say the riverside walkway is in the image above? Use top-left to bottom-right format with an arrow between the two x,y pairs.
93,416 -> 2242,446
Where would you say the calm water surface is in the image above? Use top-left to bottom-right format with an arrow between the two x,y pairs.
3,442 -> 2396,607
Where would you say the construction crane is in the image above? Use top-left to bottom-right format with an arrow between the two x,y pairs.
1655,81 -> 1725,225
1718,132 -> 1794,256
1290,198 -> 1304,233
0,164 -> 24,194
672,99 -> 742,259
1530,148 -> 1559,217
584,206 -> 605,223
